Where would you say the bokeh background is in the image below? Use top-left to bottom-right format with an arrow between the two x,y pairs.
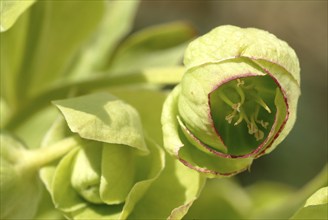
133,0 -> 327,188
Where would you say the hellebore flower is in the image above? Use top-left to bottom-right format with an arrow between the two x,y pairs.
39,93 -> 165,219
162,25 -> 301,177
39,92 -> 204,219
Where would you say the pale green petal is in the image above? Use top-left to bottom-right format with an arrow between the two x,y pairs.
53,92 -> 148,153
184,25 -> 300,84
51,148 -> 86,212
256,88 -> 288,156
100,144 -> 136,204
162,84 -> 253,177
71,142 -> 103,204
119,138 -> 165,219
178,134 -> 253,178
0,0 -> 35,32
253,60 -> 300,154
179,59 -> 265,152
162,85 -> 185,154
129,155 -> 206,219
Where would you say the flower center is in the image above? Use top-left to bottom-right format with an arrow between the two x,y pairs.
210,75 -> 279,155
219,78 -> 271,141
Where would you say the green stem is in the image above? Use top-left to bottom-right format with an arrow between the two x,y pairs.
19,136 -> 80,172
4,67 -> 184,130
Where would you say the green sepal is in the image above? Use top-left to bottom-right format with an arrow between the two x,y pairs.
53,92 -> 148,153
184,25 -> 300,84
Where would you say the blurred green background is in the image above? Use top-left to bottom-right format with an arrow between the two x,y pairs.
133,0 -> 327,188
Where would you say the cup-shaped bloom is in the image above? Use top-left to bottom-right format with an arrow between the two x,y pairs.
162,25 -> 301,177
40,92 -> 205,219
40,93 -> 165,219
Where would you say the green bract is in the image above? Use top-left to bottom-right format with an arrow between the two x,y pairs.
162,25 -> 301,177
40,92 -> 204,219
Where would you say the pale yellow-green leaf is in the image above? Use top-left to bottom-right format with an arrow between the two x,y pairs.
0,0 -> 35,32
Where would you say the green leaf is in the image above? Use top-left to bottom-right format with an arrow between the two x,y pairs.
291,187 -> 328,220
0,97 -> 10,127
67,0 -> 139,79
15,1 -> 105,100
0,132 -> 42,219
108,21 -> 196,75
53,92 -> 148,153
0,0 -> 35,32
0,8 -> 30,109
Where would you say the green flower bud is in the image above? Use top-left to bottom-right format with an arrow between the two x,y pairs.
40,93 -> 165,219
162,25 -> 301,177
